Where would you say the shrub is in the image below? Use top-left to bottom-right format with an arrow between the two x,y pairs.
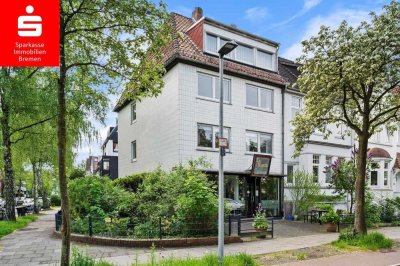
287,171 -> 321,216
113,173 -> 146,192
69,175 -> 133,219
380,198 -> 396,223
320,210 -> 340,224
333,232 -> 394,251
71,248 -> 115,266
174,165 -> 218,236
365,192 -> 381,227
50,194 -> 61,206
252,208 -> 268,229
68,168 -> 86,180
315,203 -> 333,211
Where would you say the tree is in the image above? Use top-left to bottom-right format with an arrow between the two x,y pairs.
292,1 -> 400,234
287,171 -> 321,217
57,1 -> 171,264
0,67 -> 56,221
327,154 -> 357,214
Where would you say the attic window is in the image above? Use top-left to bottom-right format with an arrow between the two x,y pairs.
206,34 -> 217,53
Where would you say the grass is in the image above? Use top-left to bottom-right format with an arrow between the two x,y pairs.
0,215 -> 38,238
332,232 -> 394,251
134,253 -> 258,266
71,248 -> 258,266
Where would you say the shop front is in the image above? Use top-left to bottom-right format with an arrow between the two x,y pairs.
209,173 -> 284,218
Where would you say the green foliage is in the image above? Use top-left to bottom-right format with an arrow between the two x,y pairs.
134,168 -> 183,218
50,194 -> 61,206
71,248 -> 115,266
333,232 -> 394,251
134,253 -> 258,266
252,209 -> 268,230
174,163 -> 218,236
287,171 -> 321,216
311,194 -> 344,203
320,210 -> 340,224
365,192 -> 381,227
380,198 -> 397,223
315,204 -> 333,211
327,156 -> 356,213
0,215 -> 38,238
112,173 -> 146,192
68,168 -> 86,180
69,175 -> 133,219
292,1 -> 400,155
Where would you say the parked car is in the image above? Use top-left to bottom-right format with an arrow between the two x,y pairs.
225,198 -> 245,213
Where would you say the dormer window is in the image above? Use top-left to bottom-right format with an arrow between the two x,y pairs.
206,34 -> 218,53
204,32 -> 275,71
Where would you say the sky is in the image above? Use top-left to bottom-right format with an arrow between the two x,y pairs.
73,0 -> 391,165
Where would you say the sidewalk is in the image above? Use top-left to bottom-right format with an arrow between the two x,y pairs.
105,233 -> 340,265
280,248 -> 400,266
1,210 -> 400,266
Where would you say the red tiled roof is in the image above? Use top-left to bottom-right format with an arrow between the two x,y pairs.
164,13 -> 286,85
367,147 -> 392,159
394,153 -> 400,169
114,13 -> 289,112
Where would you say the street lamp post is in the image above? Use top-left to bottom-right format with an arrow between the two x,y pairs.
217,40 -> 237,265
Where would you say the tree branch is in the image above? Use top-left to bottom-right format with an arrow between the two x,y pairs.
370,80 -> 400,111
10,115 -> 56,136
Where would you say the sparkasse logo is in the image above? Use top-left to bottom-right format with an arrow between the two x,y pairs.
0,0 -> 59,66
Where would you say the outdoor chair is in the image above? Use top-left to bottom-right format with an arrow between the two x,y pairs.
303,207 -> 318,223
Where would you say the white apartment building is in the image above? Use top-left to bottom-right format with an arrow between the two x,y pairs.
114,7 -> 400,217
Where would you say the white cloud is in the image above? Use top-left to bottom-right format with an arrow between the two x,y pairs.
245,7 -> 269,23
272,0 -> 322,28
281,8 -> 371,60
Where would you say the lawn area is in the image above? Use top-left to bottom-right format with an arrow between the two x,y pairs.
135,253 -> 258,266
332,231 -> 394,251
0,215 -> 38,238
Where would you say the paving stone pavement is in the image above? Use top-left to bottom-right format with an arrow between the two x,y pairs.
1,210 -> 400,265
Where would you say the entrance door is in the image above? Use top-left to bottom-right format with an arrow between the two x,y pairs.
245,176 -> 261,216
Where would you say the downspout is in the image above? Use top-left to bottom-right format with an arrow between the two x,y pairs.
281,83 -> 289,218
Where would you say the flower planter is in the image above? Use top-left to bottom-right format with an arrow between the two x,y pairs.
326,223 -> 337,232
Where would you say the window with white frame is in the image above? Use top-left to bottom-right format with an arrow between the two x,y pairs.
256,50 -> 273,69
206,34 -> 218,53
291,96 -> 301,119
198,73 -> 231,102
131,141 -> 137,161
204,33 -> 274,70
246,84 -> 273,111
370,162 -> 379,186
312,155 -> 320,183
245,131 -> 272,154
325,156 -> 332,183
384,161 -> 389,186
197,124 -> 230,149
130,103 -> 136,123
287,165 -> 294,184
236,44 -> 254,64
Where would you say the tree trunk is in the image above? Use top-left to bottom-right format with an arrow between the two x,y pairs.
354,135 -> 368,234
37,161 -> 50,209
0,81 -> 16,221
58,14 -> 71,264
32,161 -> 39,214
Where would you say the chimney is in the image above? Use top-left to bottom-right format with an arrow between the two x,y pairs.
192,7 -> 203,21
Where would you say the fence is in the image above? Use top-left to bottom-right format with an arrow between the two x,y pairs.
55,213 -> 261,239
